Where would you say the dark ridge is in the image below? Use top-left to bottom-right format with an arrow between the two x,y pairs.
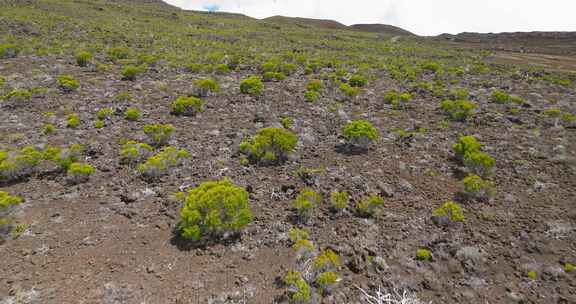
350,23 -> 415,36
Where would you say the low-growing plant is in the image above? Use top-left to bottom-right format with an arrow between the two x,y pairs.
293,188 -> 321,223
107,47 -> 130,61
57,75 -> 79,92
433,200 -> 464,223
284,271 -> 312,303
342,120 -> 379,150
462,174 -> 494,202
463,151 -> 495,178
43,123 -> 56,135
67,114 -> 80,128
339,82 -> 361,99
0,146 -> 44,182
0,44 -> 19,59
416,248 -> 432,261
46,144 -> 85,171
491,89 -> 511,104
289,227 -> 310,244
453,135 -> 482,162
527,271 -> 537,280
348,74 -> 367,87
124,107 -> 141,121
383,90 -> 412,110
0,191 -> 23,239
313,249 -> 341,272
171,96 -> 203,116
121,65 -> 144,81
193,79 -> 219,97
280,117 -> 294,129
115,91 -> 132,102
94,120 -> 105,129
565,263 -> 575,273
143,123 -> 174,147
448,87 -> 469,100
356,194 -> 384,217
137,146 -> 189,180
97,108 -> 114,120
240,75 -> 263,96
66,162 -> 94,184
119,141 -> 154,165
330,191 -> 348,212
239,128 -> 297,165
178,179 -> 253,242
306,79 -> 323,92
441,100 -> 475,121
263,71 -> 286,82
303,90 -> 320,103
315,271 -> 339,294
75,50 -> 93,67
2,89 -> 32,107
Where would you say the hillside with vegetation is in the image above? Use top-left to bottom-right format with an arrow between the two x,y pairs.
1,0 -> 575,303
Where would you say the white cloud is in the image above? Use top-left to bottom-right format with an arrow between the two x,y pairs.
164,0 -> 576,36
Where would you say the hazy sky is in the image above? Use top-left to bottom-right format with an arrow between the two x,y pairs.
163,0 -> 576,36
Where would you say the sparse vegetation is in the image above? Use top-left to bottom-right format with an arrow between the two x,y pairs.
433,201 -> 465,223
75,50 -> 93,67
137,146 -> 189,180
293,188 -> 322,223
330,191 -> 349,212
143,123 -> 175,147
441,99 -> 475,121
121,65 -> 144,81
462,174 -> 494,202
342,120 -> 379,150
416,248 -> 432,261
57,74 -> 79,92
239,128 -> 297,165
67,162 -> 94,184
240,75 -> 264,96
124,107 -> 141,121
171,96 -> 203,116
356,194 -> 384,217
194,79 -> 219,97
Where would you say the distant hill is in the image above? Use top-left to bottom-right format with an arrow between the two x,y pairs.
350,24 -> 415,36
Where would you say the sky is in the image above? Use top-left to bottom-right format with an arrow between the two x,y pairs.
163,0 -> 576,36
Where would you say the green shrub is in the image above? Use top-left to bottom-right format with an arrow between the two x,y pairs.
137,146 -> 189,180
356,194 -> 384,217
121,65 -> 144,81
284,271 -> 311,303
119,141 -> 154,165
94,120 -> 105,129
193,79 -> 220,97
315,271 -> 339,294
171,96 -> 203,116
0,146 -> 43,181
339,82 -> 361,99
416,248 -> 432,261
67,162 -> 94,184
280,117 -> 294,129
240,76 -> 263,96
57,75 -> 79,92
0,191 -> 23,238
433,201 -> 464,223
448,87 -> 469,100
527,271 -> 537,280
303,90 -> 320,103
441,100 -> 475,121
462,174 -> 494,202
67,114 -> 80,128
342,120 -> 379,150
330,191 -> 348,212
143,123 -> 174,147
178,179 -> 253,242
75,50 -> 93,67
307,79 -> 323,92
383,90 -> 412,110
2,89 -> 32,106
215,63 -> 231,74
107,47 -> 130,61
0,44 -> 19,59
43,123 -> 56,135
313,249 -> 341,271
453,135 -> 482,161
97,108 -> 114,120
115,91 -> 132,102
464,151 -> 495,178
124,107 -> 141,121
288,227 -> 310,244
293,188 -> 321,223
491,89 -> 510,104
239,128 -> 297,165
46,144 -> 85,171
0,76 -> 5,87
348,74 -> 367,87
263,71 -> 286,82
565,263 -> 575,273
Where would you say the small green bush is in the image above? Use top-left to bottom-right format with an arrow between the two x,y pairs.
45,144 -> 85,171
67,162 -> 94,184
124,107 -> 141,121
315,271 -> 339,294
75,50 -> 93,67
57,75 -> 79,92
121,65 -> 144,81
263,71 -> 286,82
107,47 -> 130,61
119,141 -> 154,165
383,90 -> 412,110
67,114 -> 80,128
43,123 -> 56,135
449,88 -> 469,100
348,74 -> 367,87
565,263 -> 575,273
97,108 -> 114,120
0,191 -> 23,238
178,179 -> 253,242
356,194 -> 384,217
416,248 -> 432,261
280,117 -> 294,129
240,75 -> 263,96
215,64 -> 231,74
171,96 -> 203,116
0,44 -> 19,59
527,271 -> 537,280
193,79 -> 219,97
284,271 -> 311,303
239,128 -> 297,165
313,249 -> 341,271
307,79 -> 323,92
293,188 -> 321,223
463,174 -> 494,202
143,123 -> 174,147
0,146 -> 43,181
453,135 -> 482,161
137,146 -> 189,180
491,89 -> 510,104
94,120 -> 105,129
464,151 -> 495,178
330,191 -> 348,212
342,120 -> 379,150
441,100 -> 475,121
288,227 -> 310,244
339,82 -> 361,99
2,89 -> 32,106
433,201 -> 464,223
303,90 -> 320,103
